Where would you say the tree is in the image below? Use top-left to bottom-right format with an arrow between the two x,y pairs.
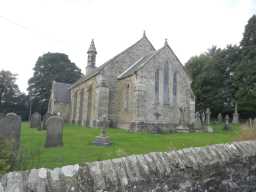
241,15 -> 256,47
185,45 -> 240,117
233,15 -> 256,118
28,52 -> 82,114
0,70 -> 28,119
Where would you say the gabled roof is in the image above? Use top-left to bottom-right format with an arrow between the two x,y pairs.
117,51 -> 156,79
117,46 -> 165,79
53,81 -> 71,103
71,34 -> 155,88
118,42 -> 192,83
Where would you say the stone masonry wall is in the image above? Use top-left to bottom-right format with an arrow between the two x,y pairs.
136,45 -> 195,128
1,140 -> 256,191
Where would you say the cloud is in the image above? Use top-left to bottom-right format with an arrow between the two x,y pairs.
0,0 -> 254,92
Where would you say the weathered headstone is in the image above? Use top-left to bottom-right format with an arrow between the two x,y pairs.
30,112 -> 41,129
42,113 -> 52,130
45,116 -> 64,148
193,112 -> 203,131
0,113 -> 21,151
224,114 -> 230,130
217,113 -> 223,123
232,102 -> 239,124
93,116 -> 112,146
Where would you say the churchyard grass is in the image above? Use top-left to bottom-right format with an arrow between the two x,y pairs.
19,122 -> 240,170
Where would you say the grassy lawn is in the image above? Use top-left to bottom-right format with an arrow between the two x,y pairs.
18,122 -> 240,170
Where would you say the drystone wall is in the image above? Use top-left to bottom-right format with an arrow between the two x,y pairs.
1,140 -> 256,192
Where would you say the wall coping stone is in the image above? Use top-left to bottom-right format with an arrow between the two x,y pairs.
0,140 -> 256,191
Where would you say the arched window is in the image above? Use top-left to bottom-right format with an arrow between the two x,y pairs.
72,91 -> 78,121
155,69 -> 160,104
173,72 -> 177,98
163,62 -> 169,104
79,89 -> 84,124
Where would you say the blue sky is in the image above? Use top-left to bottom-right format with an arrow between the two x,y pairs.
0,0 -> 255,92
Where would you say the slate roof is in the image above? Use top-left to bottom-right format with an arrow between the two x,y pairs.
70,34 -> 155,88
117,47 -> 164,80
53,81 -> 71,103
117,42 -> 192,82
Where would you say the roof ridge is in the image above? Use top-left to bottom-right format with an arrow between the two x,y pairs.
71,36 -> 155,88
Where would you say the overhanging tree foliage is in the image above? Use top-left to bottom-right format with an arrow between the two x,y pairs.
0,70 -> 28,119
28,52 -> 82,114
185,14 -> 256,119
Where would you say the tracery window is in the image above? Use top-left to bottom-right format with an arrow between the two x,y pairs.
155,69 -> 160,104
163,62 -> 169,104
173,72 -> 177,98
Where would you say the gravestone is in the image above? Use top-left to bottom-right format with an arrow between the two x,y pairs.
42,113 -> 52,130
93,116 -> 112,146
232,103 -> 239,124
217,113 -> 223,122
224,114 -> 230,130
0,113 -> 21,150
206,108 -> 211,125
45,116 -> 64,148
176,107 -> 190,132
30,112 -> 41,129
193,112 -> 203,131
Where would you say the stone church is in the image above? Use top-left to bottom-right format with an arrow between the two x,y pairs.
48,32 -> 196,132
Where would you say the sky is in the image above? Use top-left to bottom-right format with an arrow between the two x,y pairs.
0,0 -> 255,93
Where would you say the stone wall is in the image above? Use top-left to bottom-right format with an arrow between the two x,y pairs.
140,46 -> 193,125
1,140 -> 256,192
70,76 -> 97,127
116,75 -> 136,129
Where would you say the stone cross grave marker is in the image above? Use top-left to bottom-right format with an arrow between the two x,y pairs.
30,112 -> 41,129
45,116 -> 64,148
93,116 -> 112,146
232,102 -> 239,124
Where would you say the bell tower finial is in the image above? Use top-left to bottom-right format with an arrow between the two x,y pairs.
143,30 -> 146,38
164,38 -> 168,46
86,39 -> 97,75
